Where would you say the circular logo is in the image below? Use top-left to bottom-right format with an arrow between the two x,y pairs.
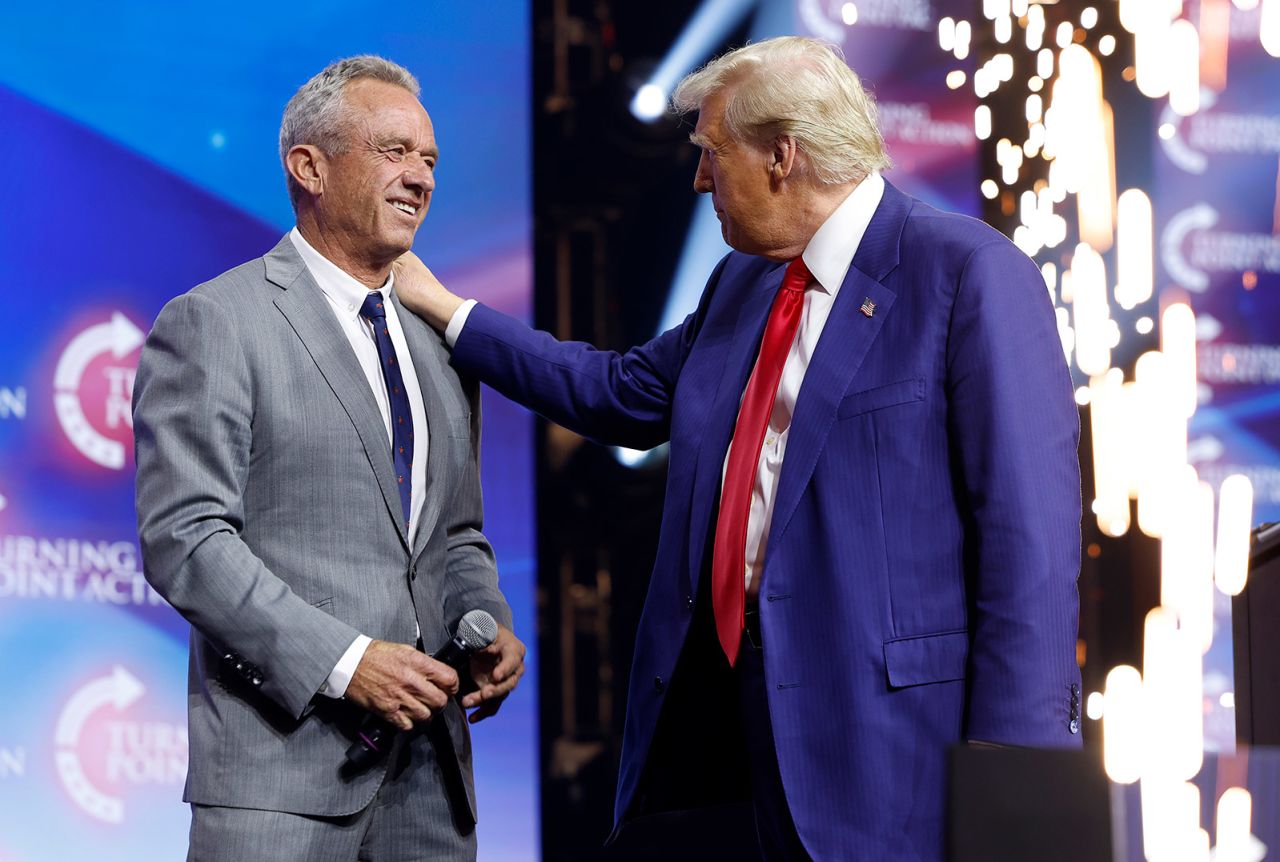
53,312 -> 145,470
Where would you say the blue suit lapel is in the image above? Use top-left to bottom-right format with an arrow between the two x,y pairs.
762,181 -> 912,566
684,262 -> 786,598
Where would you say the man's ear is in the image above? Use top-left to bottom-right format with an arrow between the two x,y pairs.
285,144 -> 327,197
769,135 -> 798,185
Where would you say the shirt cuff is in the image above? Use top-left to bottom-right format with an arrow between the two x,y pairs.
318,634 -> 372,698
444,299 -> 478,347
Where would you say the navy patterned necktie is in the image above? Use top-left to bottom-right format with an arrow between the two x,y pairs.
359,292 -> 414,532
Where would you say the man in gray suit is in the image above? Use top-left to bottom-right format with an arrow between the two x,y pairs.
133,56 -> 525,861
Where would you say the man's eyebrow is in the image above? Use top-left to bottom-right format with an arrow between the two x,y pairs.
375,136 -> 439,159
688,132 -> 711,148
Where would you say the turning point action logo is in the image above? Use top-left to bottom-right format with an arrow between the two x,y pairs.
53,312 -> 145,470
54,666 -> 186,824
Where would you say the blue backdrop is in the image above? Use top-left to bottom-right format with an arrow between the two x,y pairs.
0,4 -> 537,859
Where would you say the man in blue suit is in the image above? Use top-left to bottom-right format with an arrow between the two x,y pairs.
398,36 -> 1082,861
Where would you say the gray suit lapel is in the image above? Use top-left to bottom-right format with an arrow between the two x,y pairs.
390,291 -> 453,563
264,236 -> 411,552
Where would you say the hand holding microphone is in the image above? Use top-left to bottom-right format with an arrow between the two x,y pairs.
344,609 -> 498,769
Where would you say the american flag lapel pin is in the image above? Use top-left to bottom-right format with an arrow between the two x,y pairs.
860,297 -> 876,318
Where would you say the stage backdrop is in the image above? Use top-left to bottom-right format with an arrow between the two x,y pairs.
0,4 -> 537,860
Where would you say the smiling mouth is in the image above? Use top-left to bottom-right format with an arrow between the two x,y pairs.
388,200 -> 419,217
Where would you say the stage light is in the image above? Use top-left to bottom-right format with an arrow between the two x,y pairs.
938,16 -> 956,51
627,0 -> 755,124
1116,189 -> 1154,309
1141,779 -> 1205,862
954,20 -> 972,59
1025,93 -> 1042,123
1102,664 -> 1144,783
1135,18 -> 1173,98
1161,470 -> 1215,654
841,2 -> 858,26
1099,34 -> 1116,55
1037,48 -> 1054,79
630,84 -> 668,122
1090,369 -> 1131,536
1136,316 -> 1154,334
1142,606 -> 1203,782
614,446 -> 648,467
1081,7 -> 1099,29
980,179 -> 998,198
1071,243 -> 1111,376
1168,19 -> 1202,116
1040,261 -> 1057,302
1026,4 -> 1045,50
974,105 -> 992,139
995,14 -> 1012,43
1215,475 -> 1254,596
1200,0 -> 1232,90
1215,788 -> 1256,861
1262,0 -> 1280,57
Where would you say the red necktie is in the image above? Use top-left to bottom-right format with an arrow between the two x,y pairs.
710,257 -> 811,665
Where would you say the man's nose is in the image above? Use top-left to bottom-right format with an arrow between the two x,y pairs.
693,153 -> 712,194
403,161 -> 435,195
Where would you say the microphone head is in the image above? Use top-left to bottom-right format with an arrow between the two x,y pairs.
457,609 -> 499,651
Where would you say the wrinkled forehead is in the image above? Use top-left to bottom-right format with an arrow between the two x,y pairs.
345,80 -> 434,142
692,88 -> 733,140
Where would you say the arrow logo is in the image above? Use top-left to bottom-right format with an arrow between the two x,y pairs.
54,665 -> 146,824
1161,203 -> 1218,293
52,312 -> 145,470
1159,88 -> 1216,175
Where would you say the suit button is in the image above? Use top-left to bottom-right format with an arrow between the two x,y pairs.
1069,719 -> 1080,734
410,566 -> 417,581
653,676 -> 665,692
684,595 -> 693,610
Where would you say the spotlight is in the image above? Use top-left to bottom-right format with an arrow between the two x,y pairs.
630,83 -> 669,122
627,0 -> 755,124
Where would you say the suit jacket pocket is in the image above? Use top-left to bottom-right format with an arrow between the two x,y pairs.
883,629 -> 968,688
837,377 -> 924,420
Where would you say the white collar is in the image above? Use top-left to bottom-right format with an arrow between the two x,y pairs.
800,171 -> 885,296
289,227 -> 393,320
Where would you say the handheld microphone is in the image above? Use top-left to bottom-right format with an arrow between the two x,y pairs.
344,609 -> 498,769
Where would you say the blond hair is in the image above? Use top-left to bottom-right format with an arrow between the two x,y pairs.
672,36 -> 890,184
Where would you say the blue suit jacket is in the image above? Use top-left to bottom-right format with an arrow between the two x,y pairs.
451,181 -> 1083,860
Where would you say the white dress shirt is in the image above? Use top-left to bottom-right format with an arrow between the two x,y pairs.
290,227 -> 431,698
729,172 -> 884,598
446,172 -> 885,599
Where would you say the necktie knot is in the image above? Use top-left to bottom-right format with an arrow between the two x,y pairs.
360,292 -> 388,322
782,257 -> 812,294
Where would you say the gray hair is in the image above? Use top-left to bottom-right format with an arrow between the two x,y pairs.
672,36 -> 891,185
279,55 -> 421,208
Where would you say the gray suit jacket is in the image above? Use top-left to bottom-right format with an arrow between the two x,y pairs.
133,235 -> 511,819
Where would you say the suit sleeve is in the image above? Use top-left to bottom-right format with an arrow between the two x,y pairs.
133,291 -> 360,720
945,240 -> 1083,747
447,256 -> 731,450
440,374 -> 513,634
